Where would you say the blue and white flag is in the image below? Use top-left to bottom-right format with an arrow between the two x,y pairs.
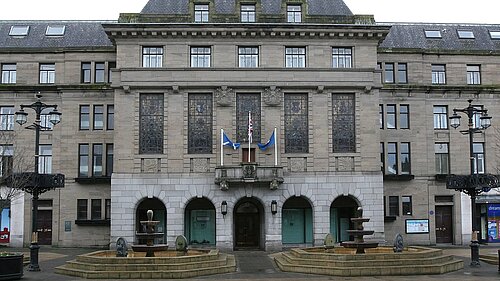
258,131 -> 275,150
223,132 -> 240,150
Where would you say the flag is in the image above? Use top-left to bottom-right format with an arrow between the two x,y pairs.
222,132 -> 240,150
258,131 -> 275,150
248,111 -> 253,143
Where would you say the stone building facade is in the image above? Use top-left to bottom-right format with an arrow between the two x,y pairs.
0,0 -> 499,249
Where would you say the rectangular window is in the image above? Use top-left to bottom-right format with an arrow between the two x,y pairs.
107,105 -> 114,130
108,61 -> 116,83
379,104 -> 384,129
39,63 -> 55,84
194,4 -> 209,23
46,25 -> 65,36
332,94 -> 355,152
40,107 -> 55,131
400,142 -> 411,175
79,105 -> 90,130
238,47 -> 259,68
77,199 -> 88,220
400,105 -> 409,129
287,5 -> 301,23
472,105 -> 484,129
91,199 -> 101,220
105,199 -> 111,220
473,143 -> 485,174
402,196 -> 412,215
467,65 -> 481,85
332,47 -> 352,68
489,31 -> 500,39
386,104 -> 396,129
0,145 -> 13,177
92,144 -> 103,177
432,64 -> 446,84
284,93 -> 308,153
236,93 -> 261,143
79,144 -> 89,177
142,47 -> 163,68
285,47 -> 306,68
241,4 -> 256,22
81,62 -> 91,83
380,143 -> 385,173
1,64 -> 16,84
190,47 -> 211,68
0,106 -> 14,131
388,196 -> 399,216
425,30 -> 442,38
188,93 -> 213,154
384,63 -> 394,83
435,143 -> 449,174
387,142 -> 397,174
38,144 -> 52,174
398,63 -> 408,83
433,106 -> 448,129
93,105 -> 104,130
95,62 -> 105,83
106,144 -> 113,177
139,94 -> 164,154
458,30 -> 474,39
9,25 -> 29,36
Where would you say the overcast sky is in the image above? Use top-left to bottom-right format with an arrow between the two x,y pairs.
0,0 -> 499,24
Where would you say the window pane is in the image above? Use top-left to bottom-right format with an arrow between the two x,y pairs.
400,142 -> 411,174
387,142 -> 397,174
236,94 -> 261,143
332,94 -> 355,152
389,196 -> 399,216
95,62 -> 105,83
93,144 -> 103,176
80,105 -> 90,130
402,196 -> 412,215
79,144 -> 89,177
433,106 -> 448,129
400,105 -> 409,129
107,105 -> 114,130
284,94 -> 308,153
91,199 -> 101,220
77,199 -> 88,220
93,105 -> 104,130
188,94 -> 213,154
139,94 -> 164,154
386,105 -> 396,129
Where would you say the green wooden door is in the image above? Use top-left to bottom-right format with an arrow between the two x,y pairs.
189,210 -> 215,245
282,209 -> 304,243
330,208 -> 339,242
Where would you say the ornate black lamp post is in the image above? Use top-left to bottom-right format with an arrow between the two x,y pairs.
447,99 -> 495,267
13,94 -> 64,271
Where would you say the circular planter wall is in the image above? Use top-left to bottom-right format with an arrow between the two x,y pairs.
0,253 -> 24,280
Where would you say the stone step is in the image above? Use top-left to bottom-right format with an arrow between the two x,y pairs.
55,254 -> 236,279
281,251 -> 455,267
274,253 -> 463,276
479,254 -> 499,265
76,249 -> 220,264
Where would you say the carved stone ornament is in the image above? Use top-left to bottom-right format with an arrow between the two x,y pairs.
215,86 -> 234,107
263,86 -> 282,106
324,233 -> 335,249
175,235 -> 188,252
393,233 -> 404,253
116,237 -> 128,257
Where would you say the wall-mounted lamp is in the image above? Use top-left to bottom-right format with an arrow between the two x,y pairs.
271,200 -> 278,215
221,201 -> 228,216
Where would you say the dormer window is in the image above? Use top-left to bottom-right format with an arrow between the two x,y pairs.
241,4 -> 256,23
457,30 -> 474,39
46,25 -> 66,36
9,25 -> 29,36
287,5 -> 302,23
424,30 -> 442,38
194,4 -> 209,23
489,31 -> 500,39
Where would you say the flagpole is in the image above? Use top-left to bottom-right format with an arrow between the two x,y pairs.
274,127 -> 278,166
248,111 -> 251,163
221,128 -> 224,166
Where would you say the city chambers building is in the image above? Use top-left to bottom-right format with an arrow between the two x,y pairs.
1,0 -> 500,250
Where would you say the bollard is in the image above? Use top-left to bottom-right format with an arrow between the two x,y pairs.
498,249 -> 499,272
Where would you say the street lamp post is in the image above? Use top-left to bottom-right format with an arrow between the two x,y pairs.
448,99 -> 492,267
14,94 -> 62,272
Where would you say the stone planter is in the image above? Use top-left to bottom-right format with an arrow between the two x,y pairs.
0,253 -> 24,280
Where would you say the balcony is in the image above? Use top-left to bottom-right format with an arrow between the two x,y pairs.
215,163 -> 284,190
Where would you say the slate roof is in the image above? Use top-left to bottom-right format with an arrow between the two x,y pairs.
380,24 -> 500,52
140,0 -> 353,16
0,21 -> 114,50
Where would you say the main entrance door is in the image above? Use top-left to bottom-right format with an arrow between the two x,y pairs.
234,201 -> 261,249
37,210 -> 52,245
435,206 -> 453,243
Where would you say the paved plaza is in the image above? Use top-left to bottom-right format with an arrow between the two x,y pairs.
1,245 -> 497,281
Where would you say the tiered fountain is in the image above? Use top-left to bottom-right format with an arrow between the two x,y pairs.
340,207 -> 379,254
131,210 -> 168,257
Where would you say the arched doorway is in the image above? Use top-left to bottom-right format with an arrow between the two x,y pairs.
136,198 -> 167,244
330,196 -> 359,243
282,197 -> 313,244
234,198 -> 263,249
184,198 -> 216,246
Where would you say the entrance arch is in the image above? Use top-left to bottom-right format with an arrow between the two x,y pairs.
282,197 -> 313,244
330,196 -> 359,243
136,198 -> 167,244
234,198 -> 264,250
184,198 -> 216,246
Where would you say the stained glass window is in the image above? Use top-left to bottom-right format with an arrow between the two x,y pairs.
139,94 -> 164,154
332,94 -> 355,152
236,94 -> 261,143
284,94 -> 308,153
188,93 -> 213,154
